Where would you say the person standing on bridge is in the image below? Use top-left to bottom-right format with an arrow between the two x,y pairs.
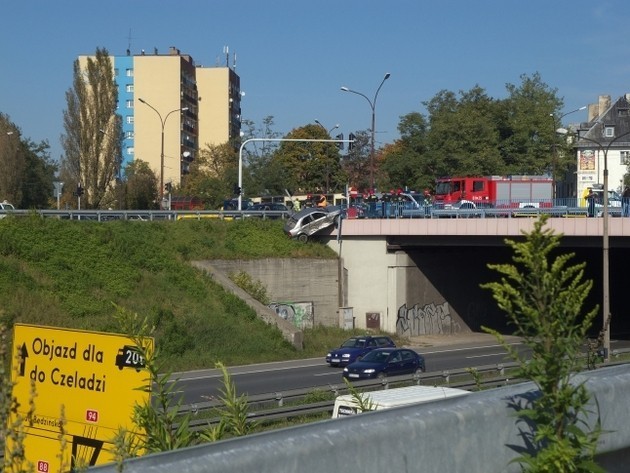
586,188 -> 596,218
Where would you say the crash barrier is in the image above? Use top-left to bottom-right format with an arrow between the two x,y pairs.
91,364 -> 630,473
177,361 -> 523,430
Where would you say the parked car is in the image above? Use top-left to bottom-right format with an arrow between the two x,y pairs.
0,200 -> 15,218
245,203 -> 290,219
326,335 -> 395,367
342,348 -> 426,380
283,206 -> 342,242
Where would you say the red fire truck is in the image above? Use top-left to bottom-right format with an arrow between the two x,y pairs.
433,176 -> 554,208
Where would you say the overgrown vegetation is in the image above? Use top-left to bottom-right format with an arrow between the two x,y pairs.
482,215 -> 603,472
0,217 -> 342,372
229,271 -> 271,305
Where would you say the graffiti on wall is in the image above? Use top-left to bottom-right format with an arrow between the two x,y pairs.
269,301 -> 314,329
396,301 -> 461,336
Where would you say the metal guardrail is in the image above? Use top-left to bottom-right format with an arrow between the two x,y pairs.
179,362 -> 523,430
0,209 -> 292,221
178,348 -> 630,429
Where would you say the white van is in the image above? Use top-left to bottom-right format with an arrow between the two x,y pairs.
332,385 -> 470,418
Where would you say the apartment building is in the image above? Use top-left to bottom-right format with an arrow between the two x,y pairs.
81,46 -> 242,193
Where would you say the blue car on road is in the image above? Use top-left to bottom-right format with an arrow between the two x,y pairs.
326,335 -> 395,367
342,348 -> 426,380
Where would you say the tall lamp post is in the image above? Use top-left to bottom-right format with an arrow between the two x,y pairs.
341,72 -> 391,190
314,119 -> 339,134
550,106 -> 586,200
138,98 -> 188,205
576,124 -> 630,362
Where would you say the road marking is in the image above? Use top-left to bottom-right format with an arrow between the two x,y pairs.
465,353 -> 506,359
421,342 -> 522,355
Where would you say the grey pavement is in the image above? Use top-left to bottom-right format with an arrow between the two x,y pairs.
404,332 -> 522,350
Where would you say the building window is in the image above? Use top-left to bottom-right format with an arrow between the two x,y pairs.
126,68 -> 134,77
126,147 -> 134,156
604,126 -> 614,138
125,131 -> 134,139
126,100 -> 134,109
126,116 -> 134,124
126,84 -> 134,93
621,151 -> 630,165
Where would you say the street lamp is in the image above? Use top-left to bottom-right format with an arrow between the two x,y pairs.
314,120 -> 339,134
138,98 -> 188,205
340,72 -> 391,190
575,124 -> 630,362
550,106 -> 586,200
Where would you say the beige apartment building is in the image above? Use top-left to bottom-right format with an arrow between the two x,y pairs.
80,46 -> 242,197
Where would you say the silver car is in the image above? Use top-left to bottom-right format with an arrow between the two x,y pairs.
283,206 -> 342,242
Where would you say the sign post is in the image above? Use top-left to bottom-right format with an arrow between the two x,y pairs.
7,324 -> 153,470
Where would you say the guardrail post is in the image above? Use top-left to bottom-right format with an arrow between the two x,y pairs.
412,372 -> 422,385
275,392 -> 283,407
442,370 -> 450,384
497,363 -> 504,376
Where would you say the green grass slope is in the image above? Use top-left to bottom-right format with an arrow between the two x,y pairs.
0,216 -> 337,371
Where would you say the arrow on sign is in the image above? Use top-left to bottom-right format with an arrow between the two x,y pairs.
19,343 -> 28,376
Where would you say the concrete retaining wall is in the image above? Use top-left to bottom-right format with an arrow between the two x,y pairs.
91,364 -> 630,473
191,261 -> 304,350
208,258 -> 340,327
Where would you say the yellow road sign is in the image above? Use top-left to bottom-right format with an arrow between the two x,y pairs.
8,324 -> 153,468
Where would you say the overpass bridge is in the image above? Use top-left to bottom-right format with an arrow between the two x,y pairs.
324,217 -> 630,339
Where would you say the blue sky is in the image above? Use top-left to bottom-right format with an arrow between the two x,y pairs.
2,0 -> 629,163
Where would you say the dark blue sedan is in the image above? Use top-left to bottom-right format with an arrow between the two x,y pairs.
342,348 -> 426,380
326,335 -> 395,367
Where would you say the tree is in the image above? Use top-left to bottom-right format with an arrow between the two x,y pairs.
179,142 -> 238,208
380,112 -> 430,191
270,124 -> 345,194
20,138 -> 56,209
500,73 -> 562,175
341,130 -> 371,191
0,113 -> 56,208
241,116 -> 285,197
61,47 -> 122,209
124,160 -> 159,209
482,215 -> 602,472
424,86 -> 505,178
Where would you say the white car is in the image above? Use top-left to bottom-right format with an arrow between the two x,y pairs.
283,206 -> 342,242
0,200 -> 15,218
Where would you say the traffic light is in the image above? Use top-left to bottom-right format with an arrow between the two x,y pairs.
75,184 -> 84,197
165,182 -> 172,194
348,133 -> 356,151
335,133 -> 344,150
233,184 -> 242,196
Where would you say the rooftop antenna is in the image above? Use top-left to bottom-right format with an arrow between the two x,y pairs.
223,45 -> 229,67
127,28 -> 133,53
